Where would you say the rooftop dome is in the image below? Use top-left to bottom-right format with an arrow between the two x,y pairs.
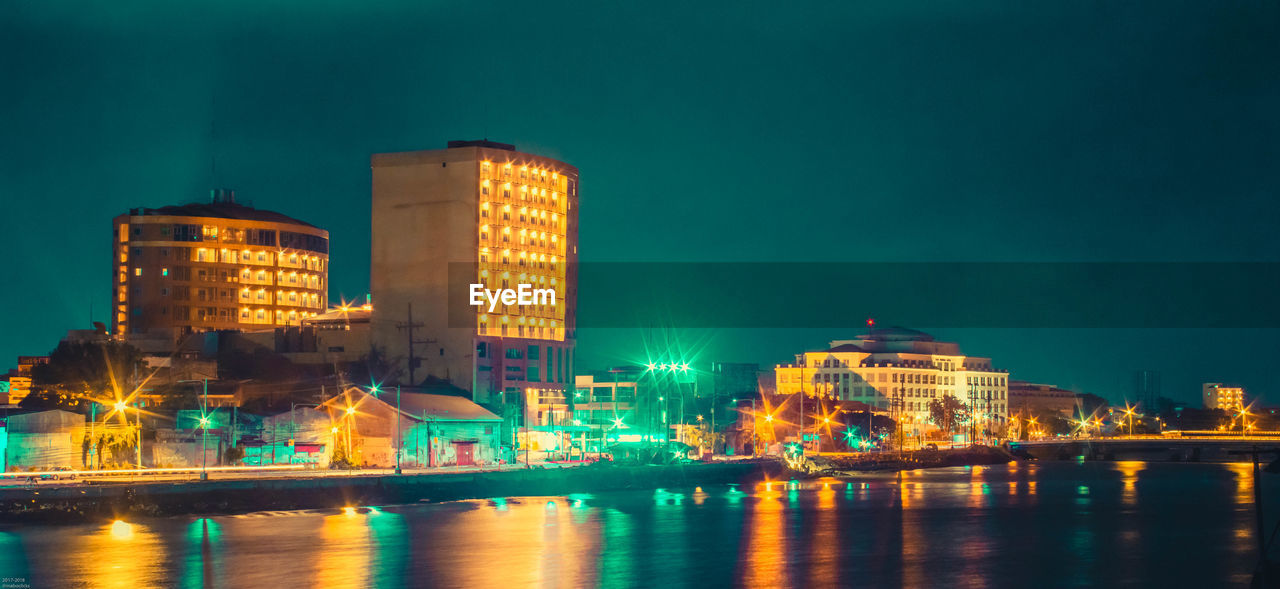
862,326 -> 935,342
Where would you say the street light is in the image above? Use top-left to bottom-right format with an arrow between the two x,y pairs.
110,400 -> 143,469
395,385 -> 402,475
343,405 -> 356,459
179,378 -> 212,480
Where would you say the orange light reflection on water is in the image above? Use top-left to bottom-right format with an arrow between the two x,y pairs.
741,484 -> 786,588
69,520 -> 165,589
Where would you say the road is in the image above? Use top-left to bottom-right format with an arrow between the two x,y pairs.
0,461 -> 590,489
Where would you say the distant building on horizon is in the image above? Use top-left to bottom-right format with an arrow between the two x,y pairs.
1008,380 -> 1077,416
1133,370 -> 1161,412
111,189 -> 329,338
774,327 -> 1009,441
370,140 -> 578,431
1203,382 -> 1245,413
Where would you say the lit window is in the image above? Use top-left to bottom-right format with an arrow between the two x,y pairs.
134,268 -> 142,276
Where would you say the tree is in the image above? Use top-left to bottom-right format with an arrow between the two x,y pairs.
25,340 -> 146,410
928,394 -> 968,435
1076,393 -> 1110,416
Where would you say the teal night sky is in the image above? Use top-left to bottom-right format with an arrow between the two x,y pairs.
2,1 -> 1277,404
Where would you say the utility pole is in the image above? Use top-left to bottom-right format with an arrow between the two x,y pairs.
201,379 -> 208,480
395,385 -> 402,475
800,357 -> 806,454
136,401 -> 142,469
396,303 -> 435,386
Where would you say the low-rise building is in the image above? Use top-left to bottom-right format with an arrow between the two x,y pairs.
775,327 -> 1009,442
249,407 -> 334,467
0,409 -> 85,471
1,356 -> 49,405
1204,383 -> 1245,413
324,387 -> 502,468
1008,380 -> 1078,415
574,371 -> 638,451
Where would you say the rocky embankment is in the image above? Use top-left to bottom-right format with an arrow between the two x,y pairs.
792,445 -> 1019,476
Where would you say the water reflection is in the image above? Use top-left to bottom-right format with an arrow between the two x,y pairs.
0,462 -> 1267,588
314,509 -> 374,587
69,520 -> 166,588
1116,460 -> 1144,508
1227,461 -> 1257,574
181,518 -> 223,588
740,481 -> 786,587
805,480 -> 838,586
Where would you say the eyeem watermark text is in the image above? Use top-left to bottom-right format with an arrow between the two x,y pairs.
469,284 -> 557,312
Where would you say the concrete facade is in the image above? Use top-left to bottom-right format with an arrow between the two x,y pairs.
1008,380 -> 1078,415
775,327 -> 1010,440
370,141 -> 578,428
1203,383 -> 1245,413
324,387 -> 502,468
1,410 -> 85,471
113,189 -> 329,337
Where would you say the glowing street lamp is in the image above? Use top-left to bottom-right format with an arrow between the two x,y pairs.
197,414 -> 212,480
110,400 -> 142,469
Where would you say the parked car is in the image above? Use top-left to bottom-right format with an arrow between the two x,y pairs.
25,466 -> 76,483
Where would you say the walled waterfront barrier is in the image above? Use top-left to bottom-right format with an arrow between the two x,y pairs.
0,460 -> 784,522
1009,437 -> 1280,463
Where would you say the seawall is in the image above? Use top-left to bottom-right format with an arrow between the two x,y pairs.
0,460 -> 783,523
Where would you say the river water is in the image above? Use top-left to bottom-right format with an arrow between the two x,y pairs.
0,461 -> 1270,588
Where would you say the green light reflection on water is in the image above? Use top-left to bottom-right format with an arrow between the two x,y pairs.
367,507 -> 408,589
181,518 -> 223,589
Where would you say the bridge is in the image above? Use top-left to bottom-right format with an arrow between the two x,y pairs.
1010,434 -> 1280,462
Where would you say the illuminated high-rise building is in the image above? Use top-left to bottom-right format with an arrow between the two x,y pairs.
112,190 -> 329,336
370,140 -> 578,426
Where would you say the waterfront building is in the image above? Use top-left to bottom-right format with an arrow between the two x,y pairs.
574,372 -> 638,448
370,140 -> 579,430
774,327 -> 1009,441
112,189 -> 329,337
1008,380 -> 1078,415
324,387 -> 502,468
1203,383 -> 1245,413
0,409 -> 85,471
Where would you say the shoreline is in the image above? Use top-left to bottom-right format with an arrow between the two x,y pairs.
793,446 -> 1021,476
0,460 -> 785,524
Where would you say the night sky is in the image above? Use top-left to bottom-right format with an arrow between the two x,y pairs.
3,1 -> 1278,406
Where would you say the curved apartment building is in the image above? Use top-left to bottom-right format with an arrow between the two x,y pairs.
112,190 -> 329,336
